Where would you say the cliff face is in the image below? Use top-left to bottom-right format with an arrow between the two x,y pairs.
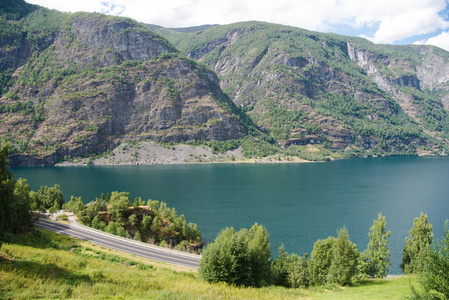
0,5 -> 247,166
161,22 -> 449,153
3,3 -> 449,165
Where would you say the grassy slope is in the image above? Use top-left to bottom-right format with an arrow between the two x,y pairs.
0,227 -> 417,299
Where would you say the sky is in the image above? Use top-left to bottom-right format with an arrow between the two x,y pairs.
26,0 -> 449,51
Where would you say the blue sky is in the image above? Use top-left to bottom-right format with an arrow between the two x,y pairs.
27,0 -> 449,51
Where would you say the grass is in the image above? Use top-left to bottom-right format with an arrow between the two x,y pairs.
0,228 -> 417,299
313,276 -> 418,299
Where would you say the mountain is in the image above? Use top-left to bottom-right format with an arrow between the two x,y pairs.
0,1 -> 248,166
159,21 -> 449,155
2,2 -> 449,166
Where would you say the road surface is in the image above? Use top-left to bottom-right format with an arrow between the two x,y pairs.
34,218 -> 201,268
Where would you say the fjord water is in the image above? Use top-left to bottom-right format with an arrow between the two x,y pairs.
13,156 -> 449,274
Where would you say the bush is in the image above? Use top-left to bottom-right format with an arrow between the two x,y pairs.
199,223 -> 271,287
272,245 -> 309,288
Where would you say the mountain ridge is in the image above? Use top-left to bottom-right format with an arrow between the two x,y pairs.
0,1 -> 249,166
158,21 -> 449,154
1,2 -> 449,166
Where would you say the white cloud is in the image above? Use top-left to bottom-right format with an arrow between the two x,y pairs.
25,0 -> 449,45
100,2 -> 125,15
368,5 -> 449,43
414,31 -> 449,51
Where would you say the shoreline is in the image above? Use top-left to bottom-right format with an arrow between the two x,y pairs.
12,141 -> 446,168
56,141 -> 313,167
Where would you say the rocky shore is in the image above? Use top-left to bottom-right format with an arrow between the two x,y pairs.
56,141 -> 310,166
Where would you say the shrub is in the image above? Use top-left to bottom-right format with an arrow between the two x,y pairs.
199,223 -> 271,287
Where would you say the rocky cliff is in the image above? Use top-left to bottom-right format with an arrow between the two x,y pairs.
0,2 -> 247,166
161,22 -> 449,154
2,2 -> 449,166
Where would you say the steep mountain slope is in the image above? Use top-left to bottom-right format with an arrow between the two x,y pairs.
0,1 -> 247,166
160,22 -> 449,155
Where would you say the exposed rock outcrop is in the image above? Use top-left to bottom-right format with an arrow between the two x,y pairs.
164,22 -> 449,154
0,6 -> 247,166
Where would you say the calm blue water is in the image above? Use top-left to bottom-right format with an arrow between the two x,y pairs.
13,156 -> 449,274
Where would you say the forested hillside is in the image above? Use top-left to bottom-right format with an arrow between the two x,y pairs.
159,22 -> 449,156
0,1 -> 249,166
2,0 -> 449,166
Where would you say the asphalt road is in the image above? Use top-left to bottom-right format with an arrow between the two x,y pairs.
34,218 -> 201,268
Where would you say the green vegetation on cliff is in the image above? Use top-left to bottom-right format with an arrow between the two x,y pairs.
2,2 -> 449,165
0,1 -> 248,165
65,192 -> 203,252
161,21 -> 449,157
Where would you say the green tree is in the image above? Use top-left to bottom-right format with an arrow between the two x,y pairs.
199,223 -> 271,287
133,197 -> 142,209
29,190 -> 43,212
247,223 -> 272,286
129,214 -> 138,227
272,245 -> 291,287
401,212 -> 433,274
140,215 -> 152,238
151,216 -> 160,233
52,199 -> 61,211
360,213 -> 391,278
199,227 -> 236,284
289,253 -> 309,288
148,199 -> 159,212
227,228 -> 253,286
66,196 -> 85,215
116,225 -> 126,237
134,231 -> 142,241
105,221 -> 117,235
0,144 -> 33,239
185,222 -> 202,241
308,236 -> 336,285
410,221 -> 449,299
0,144 -> 15,235
36,184 -> 64,209
327,227 -> 359,285
11,178 -> 33,232
84,202 -> 99,225
91,215 -> 105,231
107,191 -> 130,219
